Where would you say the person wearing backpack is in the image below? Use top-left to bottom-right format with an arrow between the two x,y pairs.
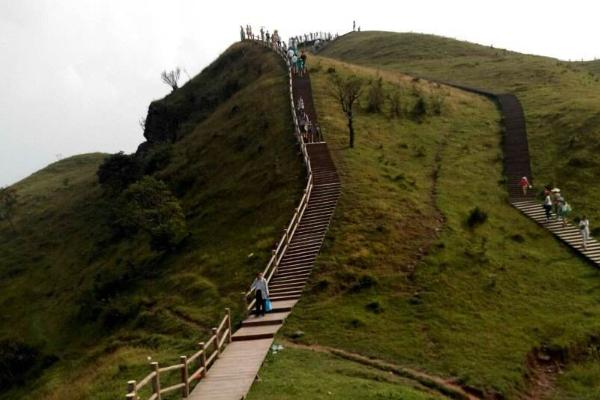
250,272 -> 270,317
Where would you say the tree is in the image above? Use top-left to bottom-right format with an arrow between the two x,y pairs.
116,176 -> 188,251
97,152 -> 141,192
161,68 -> 181,92
329,73 -> 363,148
0,187 -> 17,231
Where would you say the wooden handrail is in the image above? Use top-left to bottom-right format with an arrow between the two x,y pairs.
125,310 -> 229,399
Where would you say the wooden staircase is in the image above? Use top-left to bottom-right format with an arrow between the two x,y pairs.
188,40 -> 340,400
434,81 -> 599,267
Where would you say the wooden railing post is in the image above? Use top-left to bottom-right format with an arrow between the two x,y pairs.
180,356 -> 190,397
212,327 -> 220,356
272,249 -> 278,267
150,362 -> 161,400
226,308 -> 233,343
284,228 -> 289,244
126,380 -> 136,400
199,342 -> 207,377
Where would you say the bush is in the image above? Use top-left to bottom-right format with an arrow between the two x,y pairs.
97,152 -> 141,192
0,340 -> 42,391
467,207 -> 488,228
411,97 -> 428,121
388,89 -> 402,118
429,92 -> 447,115
142,144 -> 173,175
366,77 -> 385,113
116,176 -> 188,251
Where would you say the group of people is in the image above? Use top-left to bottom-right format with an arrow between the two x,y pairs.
240,25 -> 283,50
295,96 -> 320,142
521,177 -> 592,250
287,47 -> 308,76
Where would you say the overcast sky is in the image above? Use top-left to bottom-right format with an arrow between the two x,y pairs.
1,0 -> 599,186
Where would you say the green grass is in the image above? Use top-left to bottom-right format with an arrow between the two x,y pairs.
321,31 -> 600,228
246,346 -> 445,400
264,55 -> 600,398
0,42 -> 304,399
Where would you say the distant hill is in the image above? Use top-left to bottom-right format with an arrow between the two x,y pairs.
321,31 -> 600,227
0,42 -> 304,399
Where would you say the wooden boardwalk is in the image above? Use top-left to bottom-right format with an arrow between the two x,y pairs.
188,45 -> 340,399
188,339 -> 273,400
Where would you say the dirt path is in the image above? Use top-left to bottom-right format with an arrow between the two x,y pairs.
281,340 -> 481,400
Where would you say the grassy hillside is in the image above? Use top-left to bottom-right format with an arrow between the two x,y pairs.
321,31 -> 600,229
247,55 -> 600,399
0,42 -> 304,399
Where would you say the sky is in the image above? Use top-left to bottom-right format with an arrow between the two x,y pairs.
1,0 -> 599,186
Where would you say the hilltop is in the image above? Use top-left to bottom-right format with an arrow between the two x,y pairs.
0,42 -> 304,399
246,33 -> 600,399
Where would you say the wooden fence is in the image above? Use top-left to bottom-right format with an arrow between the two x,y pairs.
125,309 -> 232,400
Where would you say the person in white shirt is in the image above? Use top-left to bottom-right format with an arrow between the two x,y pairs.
579,216 -> 591,250
250,272 -> 269,316
543,194 -> 553,222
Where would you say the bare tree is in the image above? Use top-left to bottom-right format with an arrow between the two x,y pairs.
0,187 -> 18,231
329,73 -> 363,148
161,67 -> 181,91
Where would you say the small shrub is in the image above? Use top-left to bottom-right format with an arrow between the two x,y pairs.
467,207 -> 488,228
0,339 -> 40,390
429,92 -> 447,115
143,144 -> 173,175
350,274 -> 378,292
411,97 -> 428,122
510,234 -> 525,243
388,89 -> 402,118
326,67 -> 336,74
366,77 -> 385,113
365,301 -> 382,314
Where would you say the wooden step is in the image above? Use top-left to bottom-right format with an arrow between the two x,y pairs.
232,324 -> 281,341
241,311 -> 290,327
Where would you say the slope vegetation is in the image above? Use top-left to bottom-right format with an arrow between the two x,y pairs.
247,50 -> 600,399
0,42 -> 304,399
321,31 -> 600,229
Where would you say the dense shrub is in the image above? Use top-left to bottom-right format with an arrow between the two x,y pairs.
411,97 -> 428,121
142,144 -> 173,175
116,176 -> 188,251
366,77 -> 385,113
0,340 -> 44,391
467,207 -> 488,228
97,152 -> 141,192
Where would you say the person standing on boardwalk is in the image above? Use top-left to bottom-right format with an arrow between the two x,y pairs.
260,27 -> 265,42
519,176 -> 531,196
579,216 -> 591,250
300,50 -> 307,75
251,272 -> 269,317
240,26 -> 245,41
543,192 -> 553,222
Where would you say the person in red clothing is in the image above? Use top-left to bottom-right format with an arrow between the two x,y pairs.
519,176 -> 531,196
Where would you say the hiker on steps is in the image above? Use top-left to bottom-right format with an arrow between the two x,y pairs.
300,50 -> 307,76
519,176 -> 531,196
251,272 -> 270,317
579,216 -> 591,250
543,192 -> 553,222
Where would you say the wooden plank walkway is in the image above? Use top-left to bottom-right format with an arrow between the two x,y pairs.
187,339 -> 273,400
187,43 -> 340,400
